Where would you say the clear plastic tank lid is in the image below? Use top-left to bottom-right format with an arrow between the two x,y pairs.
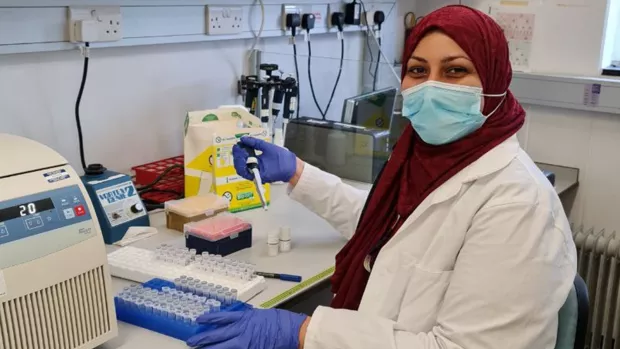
165,194 -> 229,218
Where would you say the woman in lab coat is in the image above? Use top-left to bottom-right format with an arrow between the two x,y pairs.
188,5 -> 577,349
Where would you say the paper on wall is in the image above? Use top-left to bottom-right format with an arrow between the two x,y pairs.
491,8 -> 536,72
583,84 -> 602,107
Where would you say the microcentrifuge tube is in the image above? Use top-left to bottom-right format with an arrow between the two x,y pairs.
216,290 -> 225,303
231,289 -> 238,302
224,292 -> 232,305
212,301 -> 221,312
152,304 -> 161,316
116,295 -> 126,306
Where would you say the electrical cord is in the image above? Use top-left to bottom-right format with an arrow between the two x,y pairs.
372,35 -> 382,91
293,43 -> 301,119
75,42 -> 90,171
307,40 -> 326,119
136,164 -> 184,192
143,201 -> 165,211
247,0 -> 265,55
366,32 -> 375,78
324,38 -> 345,119
358,0 -> 375,79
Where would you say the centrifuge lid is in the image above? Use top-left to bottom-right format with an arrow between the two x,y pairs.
0,134 -> 68,178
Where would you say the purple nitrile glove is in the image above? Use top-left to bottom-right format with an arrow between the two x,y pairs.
186,308 -> 307,349
232,137 -> 297,183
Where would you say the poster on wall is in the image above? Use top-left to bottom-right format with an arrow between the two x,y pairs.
490,7 -> 536,72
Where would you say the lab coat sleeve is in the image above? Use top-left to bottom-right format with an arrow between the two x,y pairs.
289,163 -> 368,239
304,202 -> 577,349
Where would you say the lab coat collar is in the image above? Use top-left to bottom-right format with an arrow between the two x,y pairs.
452,135 -> 521,185
400,136 -> 520,228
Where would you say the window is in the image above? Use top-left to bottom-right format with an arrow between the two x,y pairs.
602,0 -> 620,75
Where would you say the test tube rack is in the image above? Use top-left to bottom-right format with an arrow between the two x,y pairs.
107,246 -> 267,302
115,278 -> 251,341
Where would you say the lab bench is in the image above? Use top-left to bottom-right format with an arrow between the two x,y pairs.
98,163 -> 577,348
99,182 -> 367,349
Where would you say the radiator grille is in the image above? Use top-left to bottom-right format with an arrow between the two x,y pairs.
574,227 -> 620,349
0,266 -> 112,349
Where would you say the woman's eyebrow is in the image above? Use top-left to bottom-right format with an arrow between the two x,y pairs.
442,55 -> 472,63
409,55 -> 472,63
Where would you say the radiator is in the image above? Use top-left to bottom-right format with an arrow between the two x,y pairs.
573,226 -> 620,349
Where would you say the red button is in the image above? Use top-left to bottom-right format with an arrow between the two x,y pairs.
74,205 -> 86,217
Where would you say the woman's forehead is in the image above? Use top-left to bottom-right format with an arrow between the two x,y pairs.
411,31 -> 471,61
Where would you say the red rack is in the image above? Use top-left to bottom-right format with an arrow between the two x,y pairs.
132,156 -> 184,204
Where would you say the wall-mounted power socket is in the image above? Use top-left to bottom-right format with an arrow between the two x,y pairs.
282,4 -> 321,31
69,6 -> 122,43
282,5 -> 302,30
363,10 -> 376,26
206,6 -> 244,35
327,4 -> 342,29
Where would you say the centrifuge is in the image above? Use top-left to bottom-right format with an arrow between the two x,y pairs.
0,134 -> 117,349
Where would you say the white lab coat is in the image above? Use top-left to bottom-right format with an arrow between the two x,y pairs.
289,135 -> 577,349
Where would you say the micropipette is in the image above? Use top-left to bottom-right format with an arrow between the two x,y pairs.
240,143 -> 268,210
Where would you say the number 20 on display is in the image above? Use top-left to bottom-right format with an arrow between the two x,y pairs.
19,203 -> 36,216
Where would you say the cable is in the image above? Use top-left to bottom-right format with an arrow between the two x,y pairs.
372,36 -> 381,90
307,41 -> 326,119
287,13 -> 301,119
136,164 -> 184,192
368,29 -> 400,83
247,0 -> 265,55
293,43 -> 301,119
372,11 -> 385,91
358,0 -> 375,80
324,38 -> 345,118
75,42 -> 90,171
366,31 -> 375,78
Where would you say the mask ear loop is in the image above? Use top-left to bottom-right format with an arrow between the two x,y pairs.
482,91 -> 507,118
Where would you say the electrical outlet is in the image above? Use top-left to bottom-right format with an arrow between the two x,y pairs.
327,4 -> 341,29
282,4 -> 321,30
282,5 -> 302,30
206,6 -> 243,35
69,6 -> 122,43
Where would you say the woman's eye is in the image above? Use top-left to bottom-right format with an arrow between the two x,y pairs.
446,67 -> 469,76
407,66 -> 426,76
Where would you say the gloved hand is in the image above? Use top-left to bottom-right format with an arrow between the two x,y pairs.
232,137 -> 297,183
186,308 -> 308,349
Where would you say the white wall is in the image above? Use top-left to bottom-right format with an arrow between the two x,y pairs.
0,1 -> 400,175
415,0 -> 620,231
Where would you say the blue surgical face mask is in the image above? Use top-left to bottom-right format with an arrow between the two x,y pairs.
401,81 -> 507,145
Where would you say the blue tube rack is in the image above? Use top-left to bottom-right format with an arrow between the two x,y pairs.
114,278 -> 251,341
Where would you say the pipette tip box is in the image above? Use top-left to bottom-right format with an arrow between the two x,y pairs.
114,278 -> 251,341
185,214 -> 252,256
166,194 -> 229,232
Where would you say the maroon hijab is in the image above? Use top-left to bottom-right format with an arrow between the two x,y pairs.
330,5 -> 526,310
